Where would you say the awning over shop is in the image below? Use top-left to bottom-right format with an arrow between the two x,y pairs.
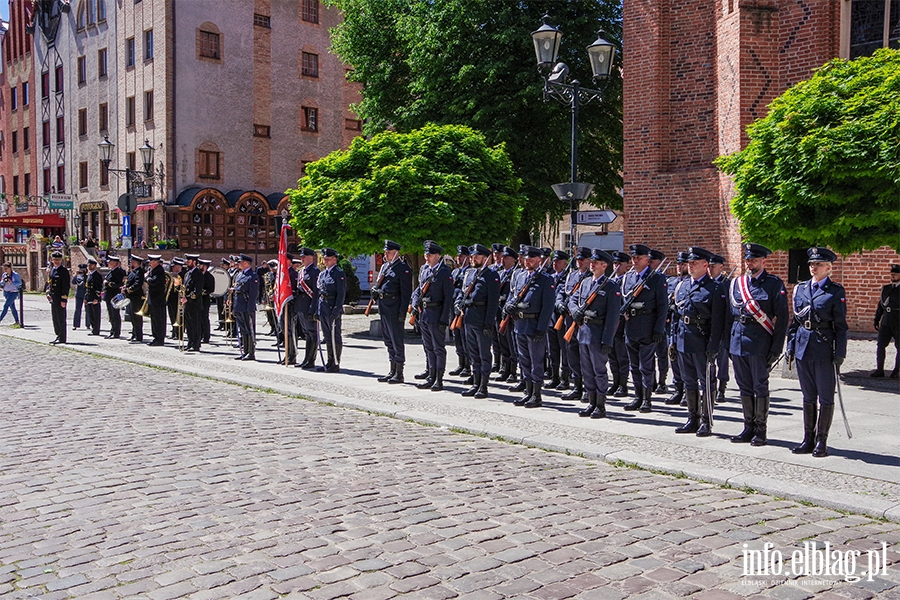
0,214 -> 67,228
116,202 -> 160,213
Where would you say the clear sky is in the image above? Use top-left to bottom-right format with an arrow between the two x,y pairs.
1,4 -> 8,24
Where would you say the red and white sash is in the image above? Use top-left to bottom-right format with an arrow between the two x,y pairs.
733,275 -> 775,335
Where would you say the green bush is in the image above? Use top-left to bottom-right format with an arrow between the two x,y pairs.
338,257 -> 361,304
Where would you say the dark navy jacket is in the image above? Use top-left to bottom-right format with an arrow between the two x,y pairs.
672,275 -> 726,354
568,274 -> 621,346
232,268 -> 259,313
124,268 -> 144,303
621,267 -> 668,340
507,270 -> 555,335
726,271 -> 789,357
293,264 -> 320,316
317,265 -> 346,318
183,267 -> 204,305
146,264 -> 167,306
411,262 -> 454,326
375,259 -> 412,318
462,266 -> 499,329
104,266 -> 125,299
787,277 -> 848,362
85,269 -> 104,303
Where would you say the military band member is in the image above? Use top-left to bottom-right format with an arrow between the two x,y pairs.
672,247 -> 726,436
503,246 -> 554,408
649,249 -> 671,394
104,255 -> 125,339
664,252 -> 690,405
412,241 -> 454,391
199,259 -> 215,344
622,244 -> 668,413
787,247 -> 848,457
281,257 -> 301,364
181,254 -> 204,351
461,244 -> 500,398
372,240 -> 412,384
167,257 -> 185,340
494,246 -> 519,385
726,243 -> 789,446
84,258 -> 103,336
72,264 -> 87,331
125,255 -> 145,342
546,250 -> 570,389
607,252 -> 632,398
568,249 -> 621,418
448,245 -> 472,379
47,251 -> 70,344
232,254 -> 259,361
317,248 -> 345,372
294,248 -> 320,369
872,264 -> 900,378
145,254 -> 168,346
556,247 -> 592,400
708,253 -> 731,401
260,260 -> 277,337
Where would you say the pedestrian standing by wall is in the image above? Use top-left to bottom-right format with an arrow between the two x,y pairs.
0,263 -> 23,326
872,264 -> 900,378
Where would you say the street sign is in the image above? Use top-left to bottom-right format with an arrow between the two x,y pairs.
117,193 -> 137,214
122,236 -> 132,249
48,194 -> 74,210
576,209 -> 617,225
133,183 -> 152,198
122,215 -> 131,238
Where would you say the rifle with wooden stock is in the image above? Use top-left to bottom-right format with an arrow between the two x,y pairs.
499,271 -> 536,335
554,267 -> 591,331
450,273 -> 477,331
564,277 -> 612,343
365,261 -> 388,317
620,258 -> 669,317
408,267 -> 434,326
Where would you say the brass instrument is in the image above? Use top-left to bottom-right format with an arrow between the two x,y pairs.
263,271 -> 276,312
135,282 -> 150,317
175,277 -> 186,351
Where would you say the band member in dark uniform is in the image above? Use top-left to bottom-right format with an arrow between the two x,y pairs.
47,251 -> 70,344
556,247 -> 592,400
145,254 -> 168,346
787,247 -> 848,457
448,245 -> 472,379
125,255 -> 145,342
708,253 -> 732,402
259,260 -> 277,336
167,257 -> 185,340
104,255 -> 125,339
461,244 -> 500,398
546,250 -> 569,389
411,241 -> 454,391
84,257 -> 104,336
232,254 -> 259,360
317,248 -> 345,372
373,240 -> 413,384
199,259 -> 215,344
294,248 -> 320,369
607,252 -> 632,398
181,254 -> 204,351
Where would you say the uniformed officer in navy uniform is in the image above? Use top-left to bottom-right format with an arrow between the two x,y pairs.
125,255 -> 145,342
145,254 -> 168,346
293,248 -> 320,369
556,246 -> 592,400
672,247 -> 726,436
501,246 -> 554,408
707,253 -> 732,402
726,242 -> 789,446
372,240 -> 413,384
607,251 -> 632,398
199,258 -> 215,344
621,244 -> 668,413
491,246 -> 518,386
181,254 -> 204,351
231,254 -> 259,360
103,255 -> 125,339
167,257 -> 185,340
461,244 -> 500,398
411,241 -> 455,391
317,248 -> 345,372
568,249 -> 621,418
46,251 -> 70,344
448,245 -> 472,379
84,257 -> 103,336
787,247 -> 848,457
872,264 -> 900,378
488,243 -> 506,373
663,252 -> 690,405
648,249 -> 671,394
546,249 -> 570,389
280,256 -> 301,364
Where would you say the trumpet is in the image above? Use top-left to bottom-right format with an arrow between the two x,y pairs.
175,283 -> 186,351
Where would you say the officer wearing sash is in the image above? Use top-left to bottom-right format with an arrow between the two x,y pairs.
546,250 -> 570,389
293,248 -> 320,369
103,255 -> 125,339
568,249 -> 621,418
555,246 -> 592,400
125,255 -> 145,342
461,244 -> 500,398
672,247 -> 726,436
373,240 -> 413,384
726,243 -> 788,446
872,264 -> 900,378
317,248 -> 345,372
84,258 -> 104,336
411,241 -> 455,391
707,253 -> 731,402
182,254 -> 204,351
607,252 -> 632,398
448,245 -> 472,379
787,247 -> 848,457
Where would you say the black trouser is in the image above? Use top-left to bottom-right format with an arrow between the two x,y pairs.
281,307 -> 298,363
185,301 -> 203,349
609,318 -> 629,380
201,299 -> 212,342
87,302 -> 101,335
129,303 -> 143,341
106,299 -> 121,337
548,321 -> 563,375
149,302 -> 167,343
876,323 -> 900,371
51,299 -> 67,342
235,311 -> 256,357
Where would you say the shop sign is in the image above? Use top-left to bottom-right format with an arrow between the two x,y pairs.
80,202 -> 108,212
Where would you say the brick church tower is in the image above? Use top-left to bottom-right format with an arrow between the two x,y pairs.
622,0 -> 899,331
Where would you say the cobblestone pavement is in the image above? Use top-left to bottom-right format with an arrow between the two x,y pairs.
1,336 -> 899,600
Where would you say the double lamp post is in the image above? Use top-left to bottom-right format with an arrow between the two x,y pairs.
98,135 -> 162,251
531,15 -> 616,256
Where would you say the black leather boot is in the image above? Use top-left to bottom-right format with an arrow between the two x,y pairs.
387,363 -> 405,384
494,358 -> 510,381
545,368 -> 560,390
624,383 -> 643,411
665,382 -> 684,405
614,379 -> 628,398
524,386 -> 542,408
448,357 -> 465,376
430,370 -> 444,392
607,375 -> 620,396
812,404 -> 834,458
655,379 -> 668,395
508,375 -> 527,393
474,374 -> 489,399
716,380 -> 727,403
556,372 -> 570,391
505,363 -> 519,383
462,372 -> 480,396
514,381 -> 533,406
378,362 -> 396,383
750,395 -> 770,447
416,369 -> 435,389
696,391 -> 712,437
791,403 -> 817,454
731,395 -> 756,443
675,390 -> 700,433
591,394 -> 607,419
578,391 -> 596,417
414,367 -> 430,380
491,355 -> 500,373
561,378 -> 583,401
459,357 -> 471,378
639,387 -> 653,413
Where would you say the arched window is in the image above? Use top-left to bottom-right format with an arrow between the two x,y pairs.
189,190 -> 226,250
234,194 -> 273,252
75,1 -> 86,30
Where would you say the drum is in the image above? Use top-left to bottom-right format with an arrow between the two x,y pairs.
112,293 -> 131,309
210,267 -> 231,298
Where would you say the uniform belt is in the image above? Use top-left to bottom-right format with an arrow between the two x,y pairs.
380,292 -> 399,298
323,294 -> 337,301
682,315 -> 709,325
628,308 -> 652,317
516,312 -> 537,319
803,320 -> 833,330
423,302 -> 443,308
468,301 -> 486,306
737,315 -> 753,324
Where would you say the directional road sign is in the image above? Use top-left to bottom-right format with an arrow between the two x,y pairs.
576,209 -> 618,225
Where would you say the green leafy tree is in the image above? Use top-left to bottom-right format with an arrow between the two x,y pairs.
716,48 -> 900,255
287,124 -> 525,257
328,0 -> 623,239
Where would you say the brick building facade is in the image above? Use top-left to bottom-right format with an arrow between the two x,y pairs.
622,0 -> 899,332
